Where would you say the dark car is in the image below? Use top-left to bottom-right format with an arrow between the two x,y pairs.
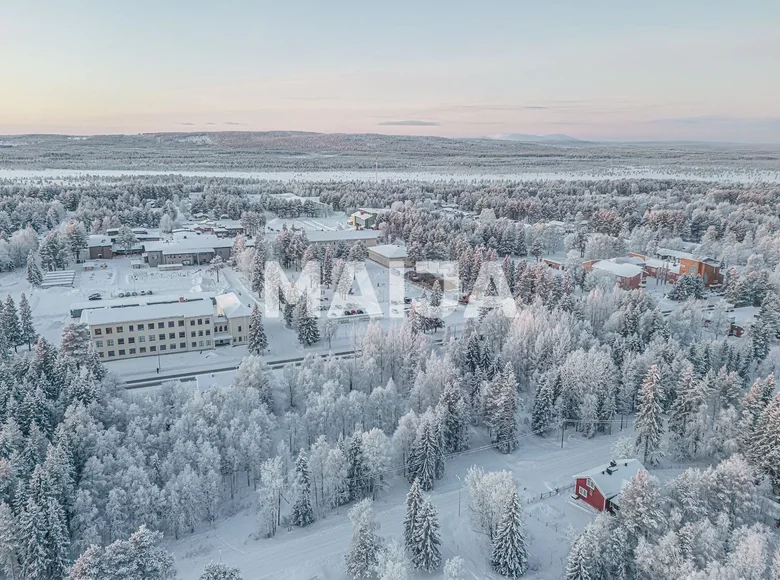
404,297 -> 412,304
344,310 -> 351,316
356,309 -> 364,315
88,293 -> 102,301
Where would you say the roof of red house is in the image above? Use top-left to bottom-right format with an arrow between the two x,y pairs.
573,458 -> 645,500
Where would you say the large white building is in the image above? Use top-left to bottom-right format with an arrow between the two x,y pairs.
81,292 -> 250,360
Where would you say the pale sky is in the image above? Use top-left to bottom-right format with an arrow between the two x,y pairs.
2,0 -> 779,141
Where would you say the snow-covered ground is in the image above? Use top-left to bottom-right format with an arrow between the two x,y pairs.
166,421 -> 698,580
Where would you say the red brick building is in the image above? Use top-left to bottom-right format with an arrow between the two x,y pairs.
573,459 -> 646,513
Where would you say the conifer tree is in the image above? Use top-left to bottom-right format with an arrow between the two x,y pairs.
493,364 -> 519,453
19,293 -> 37,350
297,297 -> 320,346
0,502 -> 19,580
411,497 -> 441,572
403,479 -> 423,550
2,295 -> 21,352
291,449 -> 315,527
436,383 -> 469,453
490,489 -> 528,578
635,364 -> 664,466
407,412 -> 443,491
347,432 -> 368,501
251,243 -> 265,296
531,373 -> 557,435
345,499 -> 381,580
376,540 -> 409,580
59,323 -> 92,367
247,303 -> 268,355
26,250 -> 43,286
751,393 -> 780,493
565,534 -> 593,580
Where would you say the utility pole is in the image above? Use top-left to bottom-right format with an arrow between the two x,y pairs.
560,420 -> 566,448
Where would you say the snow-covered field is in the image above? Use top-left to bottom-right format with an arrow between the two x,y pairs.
1,167 -> 779,183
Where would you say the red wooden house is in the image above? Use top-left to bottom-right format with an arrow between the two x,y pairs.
572,458 -> 645,513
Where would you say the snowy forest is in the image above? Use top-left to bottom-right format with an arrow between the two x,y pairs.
0,171 -> 778,579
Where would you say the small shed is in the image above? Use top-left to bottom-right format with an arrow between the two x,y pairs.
573,458 -> 645,513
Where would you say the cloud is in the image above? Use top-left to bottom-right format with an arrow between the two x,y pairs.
377,120 -> 440,126
223,121 -> 247,126
176,122 -> 195,126
206,122 -> 216,125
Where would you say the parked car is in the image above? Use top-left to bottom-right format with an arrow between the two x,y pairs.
131,291 -> 138,296
343,310 -> 351,316
88,293 -> 102,301
118,292 -> 125,298
147,290 -> 153,295
404,297 -> 412,304
356,309 -> 364,315
350,309 -> 358,315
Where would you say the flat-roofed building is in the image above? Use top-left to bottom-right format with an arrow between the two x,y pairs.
81,300 -> 217,360
143,234 -> 234,267
368,244 -> 414,268
80,292 -> 252,360
305,229 -> 381,247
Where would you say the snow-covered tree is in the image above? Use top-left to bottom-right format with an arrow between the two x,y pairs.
407,410 -> 444,491
2,295 -> 21,351
346,499 -> 382,580
251,243 -> 266,296
26,250 -> 43,286
59,323 -> 92,367
115,225 -> 138,254
490,489 -> 528,578
247,303 -> 268,355
436,382 -> 469,453
291,449 -> 315,527
63,219 -> 88,261
0,502 -> 19,580
411,497 -> 441,572
404,479 -> 423,551
68,525 -> 175,580
256,456 -> 285,538
635,364 -> 664,466
297,295 -> 320,346
19,292 -> 37,350
199,563 -> 243,579
444,557 -> 467,580
207,255 -> 225,282
375,541 -> 409,580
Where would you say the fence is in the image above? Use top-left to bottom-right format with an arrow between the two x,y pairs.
534,483 -> 575,502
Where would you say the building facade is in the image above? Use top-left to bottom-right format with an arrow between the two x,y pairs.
82,292 -> 250,360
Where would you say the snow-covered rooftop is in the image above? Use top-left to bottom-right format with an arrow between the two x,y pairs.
215,293 -> 252,319
592,260 -> 644,279
144,234 -> 233,253
657,247 -> 694,260
573,458 -> 645,500
351,210 -> 374,218
81,300 -> 216,326
88,235 -> 111,248
369,244 -> 407,259
306,230 -> 380,243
